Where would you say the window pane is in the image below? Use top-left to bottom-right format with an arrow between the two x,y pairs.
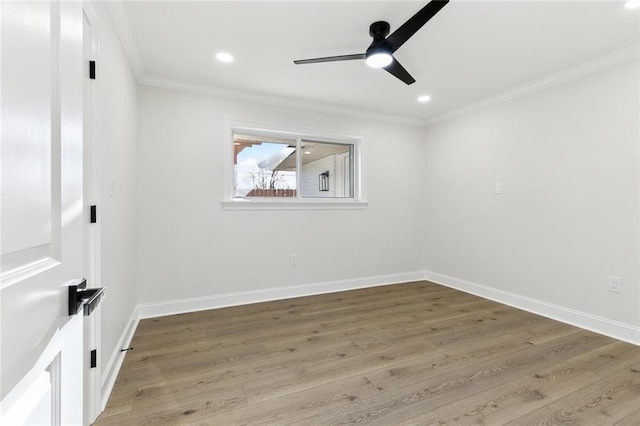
233,133 -> 297,198
300,140 -> 353,198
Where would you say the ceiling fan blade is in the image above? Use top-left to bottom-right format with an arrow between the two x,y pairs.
385,0 -> 449,53
294,53 -> 366,65
384,58 -> 416,85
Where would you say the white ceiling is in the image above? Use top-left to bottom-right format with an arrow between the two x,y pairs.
113,1 -> 639,125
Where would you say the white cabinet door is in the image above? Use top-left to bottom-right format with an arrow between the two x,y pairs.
1,1 -> 84,424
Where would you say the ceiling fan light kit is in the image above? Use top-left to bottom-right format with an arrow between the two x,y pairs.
365,52 -> 393,68
294,0 -> 449,85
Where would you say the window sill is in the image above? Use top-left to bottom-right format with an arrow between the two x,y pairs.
221,199 -> 368,211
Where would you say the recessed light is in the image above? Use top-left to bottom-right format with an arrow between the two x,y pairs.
304,151 -> 311,155
417,95 -> 431,103
625,0 -> 640,8
216,52 -> 234,63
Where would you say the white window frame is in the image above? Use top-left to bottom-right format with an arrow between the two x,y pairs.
222,119 -> 368,211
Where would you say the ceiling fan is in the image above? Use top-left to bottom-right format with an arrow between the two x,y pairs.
293,0 -> 449,85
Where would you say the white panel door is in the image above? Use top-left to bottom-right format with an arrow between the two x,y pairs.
1,1 -> 85,424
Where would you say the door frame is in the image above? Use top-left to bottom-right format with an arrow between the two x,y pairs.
82,1 -> 103,423
83,0 -> 101,302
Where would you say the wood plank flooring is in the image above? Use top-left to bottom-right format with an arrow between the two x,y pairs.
94,281 -> 640,425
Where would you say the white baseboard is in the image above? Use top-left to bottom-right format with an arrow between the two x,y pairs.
136,271 -> 425,319
101,308 -> 139,410
99,269 -> 640,411
99,271 -> 423,409
423,270 -> 640,346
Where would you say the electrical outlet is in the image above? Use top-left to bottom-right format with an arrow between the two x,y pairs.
608,276 -> 621,293
495,182 -> 503,194
289,255 -> 298,267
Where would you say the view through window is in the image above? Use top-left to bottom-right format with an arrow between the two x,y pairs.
233,132 -> 355,200
234,134 -> 297,198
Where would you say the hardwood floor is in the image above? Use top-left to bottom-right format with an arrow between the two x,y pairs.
95,281 -> 640,425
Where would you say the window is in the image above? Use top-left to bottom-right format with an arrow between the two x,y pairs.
224,122 -> 366,210
299,140 -> 353,199
233,134 -> 298,198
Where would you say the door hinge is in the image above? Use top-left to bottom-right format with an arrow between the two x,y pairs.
90,349 -> 97,368
89,60 -> 96,79
90,205 -> 97,223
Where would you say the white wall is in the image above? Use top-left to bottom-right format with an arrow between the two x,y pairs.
136,85 -> 425,304
93,2 -> 138,378
422,59 -> 639,330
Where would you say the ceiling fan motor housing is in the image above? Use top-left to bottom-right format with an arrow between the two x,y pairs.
369,21 -> 391,43
366,21 -> 392,60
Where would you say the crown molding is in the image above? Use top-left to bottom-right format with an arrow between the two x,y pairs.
425,45 -> 640,127
106,0 -> 638,129
104,0 -> 427,127
106,0 -> 145,78
137,74 -> 428,127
